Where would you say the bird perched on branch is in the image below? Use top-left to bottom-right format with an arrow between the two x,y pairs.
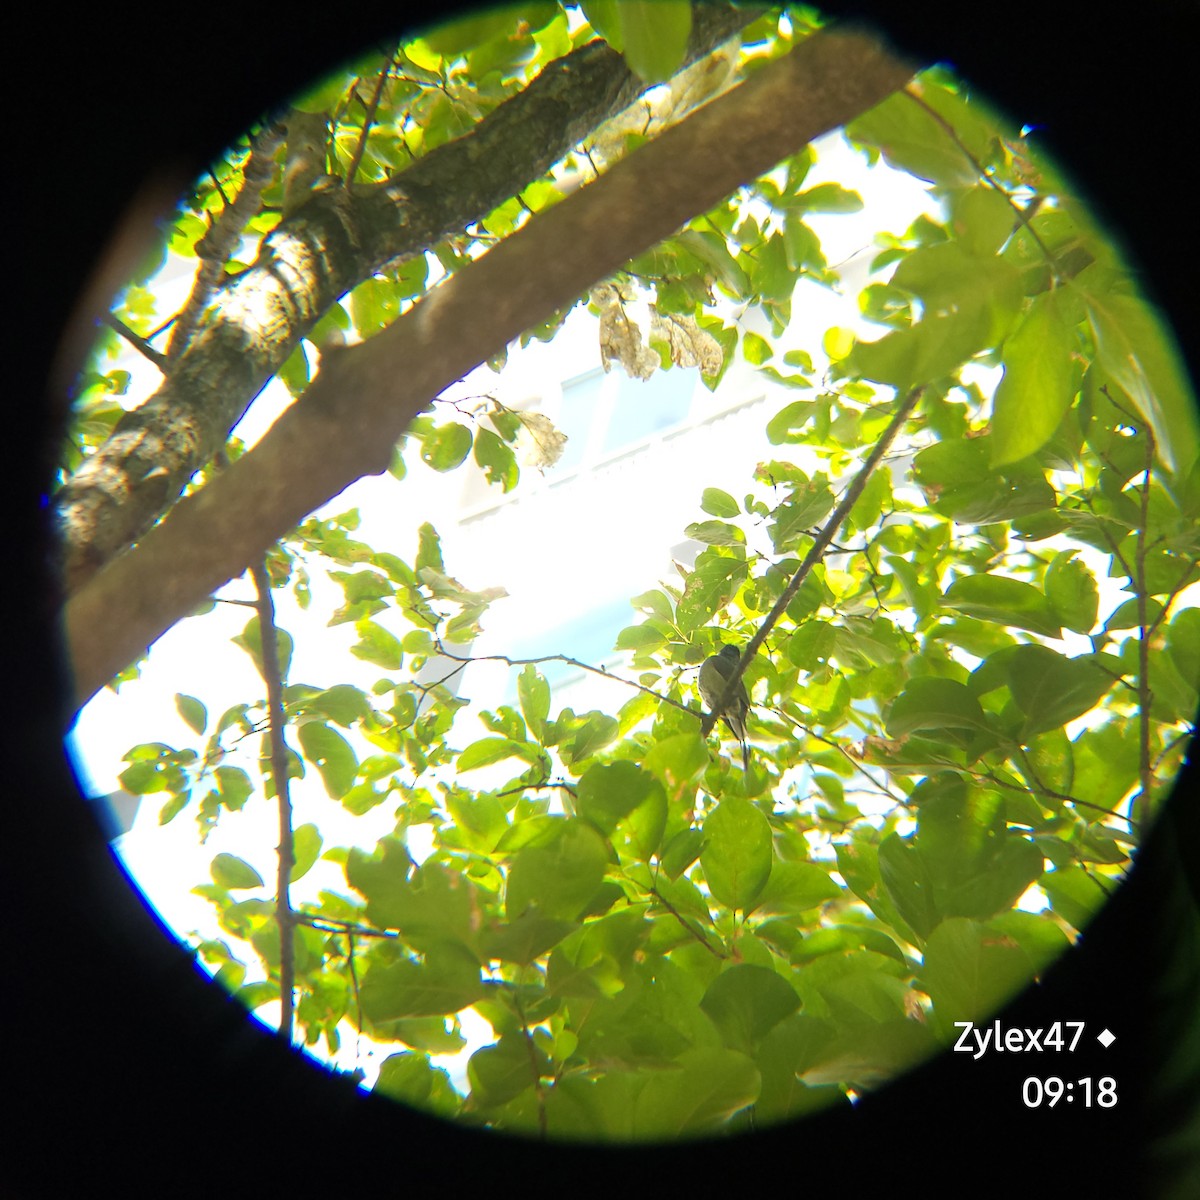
698,643 -> 750,770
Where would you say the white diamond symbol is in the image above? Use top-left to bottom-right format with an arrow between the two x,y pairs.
1097,1028 -> 1116,1047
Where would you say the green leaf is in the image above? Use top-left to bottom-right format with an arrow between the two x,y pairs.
848,87 -> 981,188
1079,279 -> 1198,474
913,778 -> 1044,919
277,342 -> 310,399
480,911 -> 579,965
835,840 -> 921,947
360,943 -> 485,1022
469,1032 -> 546,1107
420,422 -> 473,472
1044,551 -> 1099,633
517,664 -> 550,740
741,331 -> 774,365
214,765 -> 253,811
848,311 -> 988,391
473,427 -> 519,492
1105,597 -> 1163,632
1167,608 -> 1200,684
1041,865 -> 1111,933
506,820 -> 608,920
297,722 -> 358,799
348,841 -> 480,952
374,1052 -> 456,1115
701,799 -> 772,911
700,964 -> 801,1053
887,678 -> 989,739
1004,645 -> 1113,738
415,522 -> 444,576
616,624 -> 666,652
768,480 -> 835,552
766,400 -> 815,444
233,616 -> 293,679
559,711 -> 619,768
210,852 -> 264,890
611,0 -> 692,84
942,574 -> 1062,638
350,619 -> 402,669
311,683 -> 370,727
685,519 -> 745,547
787,621 -> 837,671
675,554 -> 747,632
877,833 -> 939,940
950,185 -> 1015,257
457,736 -> 530,772
991,291 -> 1077,467
577,761 -> 664,836
751,861 -> 842,915
175,693 -> 207,735
919,918 -> 1035,1040
291,823 -> 322,882
676,229 -> 750,294
579,0 -> 624,48
701,488 -> 740,518
793,182 -> 863,213
661,828 -> 706,879
632,1047 -> 760,1138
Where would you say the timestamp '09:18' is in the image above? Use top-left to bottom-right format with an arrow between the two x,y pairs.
1022,1077 -> 1117,1108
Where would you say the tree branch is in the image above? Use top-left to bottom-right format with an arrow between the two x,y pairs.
700,385 -> 925,736
250,558 -> 296,1043
101,312 -> 169,371
430,638 -> 693,717
1133,419 -> 1156,834
63,25 -> 907,710
167,121 -> 287,360
55,3 -> 762,595
64,26 -> 916,712
343,49 -> 399,188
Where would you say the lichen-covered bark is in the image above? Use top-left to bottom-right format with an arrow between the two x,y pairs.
55,3 -> 758,595
65,26 -> 915,708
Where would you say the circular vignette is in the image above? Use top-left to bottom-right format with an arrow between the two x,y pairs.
15,0 -> 1200,1194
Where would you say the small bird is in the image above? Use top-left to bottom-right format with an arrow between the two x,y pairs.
698,643 -> 751,770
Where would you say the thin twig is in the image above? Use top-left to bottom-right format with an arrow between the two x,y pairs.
702,386 -> 925,734
292,912 -> 398,939
786,716 -> 908,806
1132,421 -> 1156,833
101,312 -> 169,370
432,637 -> 693,716
901,86 -> 1058,272
646,883 -> 726,959
511,976 -> 548,1140
344,47 -> 401,188
251,558 -> 296,1043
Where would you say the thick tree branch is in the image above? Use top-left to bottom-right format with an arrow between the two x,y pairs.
65,26 -> 916,710
54,3 -> 760,595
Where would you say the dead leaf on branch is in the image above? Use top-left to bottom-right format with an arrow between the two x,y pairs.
592,282 -> 724,381
650,311 -> 723,375
514,411 -> 567,470
593,282 -> 659,380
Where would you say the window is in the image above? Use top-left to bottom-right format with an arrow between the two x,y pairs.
601,366 -> 695,453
